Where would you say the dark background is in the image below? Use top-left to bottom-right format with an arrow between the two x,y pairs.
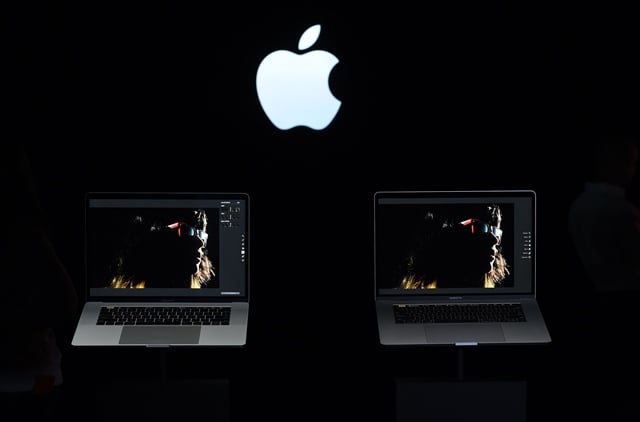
7,1 -> 640,420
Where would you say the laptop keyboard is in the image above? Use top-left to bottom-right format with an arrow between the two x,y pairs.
393,303 -> 526,323
97,306 -> 231,325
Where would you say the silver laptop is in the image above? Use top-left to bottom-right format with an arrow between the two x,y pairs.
374,190 -> 551,346
72,192 -> 249,347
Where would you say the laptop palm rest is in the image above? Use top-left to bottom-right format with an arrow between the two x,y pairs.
119,326 -> 201,344
425,324 -> 505,344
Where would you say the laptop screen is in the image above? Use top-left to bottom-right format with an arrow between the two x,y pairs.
375,190 -> 535,297
86,192 -> 249,301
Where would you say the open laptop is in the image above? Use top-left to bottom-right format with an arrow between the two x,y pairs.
374,190 -> 551,346
72,192 -> 249,347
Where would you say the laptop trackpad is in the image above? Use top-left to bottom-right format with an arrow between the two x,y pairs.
119,326 -> 201,345
425,324 -> 505,344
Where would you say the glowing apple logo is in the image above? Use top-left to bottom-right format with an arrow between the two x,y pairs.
256,24 -> 341,130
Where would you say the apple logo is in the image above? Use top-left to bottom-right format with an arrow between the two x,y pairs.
256,24 -> 341,130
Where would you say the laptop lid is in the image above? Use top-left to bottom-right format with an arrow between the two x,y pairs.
374,190 -> 551,346
72,191 -> 249,347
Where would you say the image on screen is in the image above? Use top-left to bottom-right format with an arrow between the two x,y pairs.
87,206 -> 221,290
376,202 -> 516,291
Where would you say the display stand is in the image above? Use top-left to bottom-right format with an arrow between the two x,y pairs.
395,347 -> 527,422
92,350 -> 230,422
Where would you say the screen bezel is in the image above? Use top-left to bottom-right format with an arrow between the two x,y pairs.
85,192 -> 249,302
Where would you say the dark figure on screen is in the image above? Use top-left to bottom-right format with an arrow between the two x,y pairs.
399,204 -> 509,289
108,209 -> 215,288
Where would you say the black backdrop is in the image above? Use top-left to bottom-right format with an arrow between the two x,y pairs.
7,1 -> 640,420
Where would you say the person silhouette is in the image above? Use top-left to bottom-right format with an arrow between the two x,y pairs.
568,135 -> 640,292
0,144 -> 78,416
566,134 -> 640,419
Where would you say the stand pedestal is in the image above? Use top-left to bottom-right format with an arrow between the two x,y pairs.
396,348 -> 527,422
396,378 -> 526,422
90,351 -> 230,421
94,378 -> 230,421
